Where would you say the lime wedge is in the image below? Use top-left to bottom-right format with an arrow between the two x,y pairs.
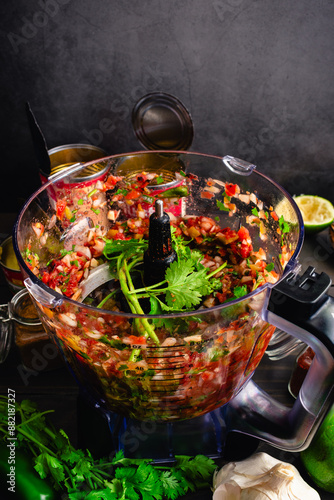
294,195 -> 334,233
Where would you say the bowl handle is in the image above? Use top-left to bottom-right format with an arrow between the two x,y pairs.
224,266 -> 334,451
24,278 -> 63,308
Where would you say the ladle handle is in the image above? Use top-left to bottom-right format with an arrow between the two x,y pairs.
225,266 -> 334,451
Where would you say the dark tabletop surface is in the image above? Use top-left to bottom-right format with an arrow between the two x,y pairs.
0,212 -> 333,499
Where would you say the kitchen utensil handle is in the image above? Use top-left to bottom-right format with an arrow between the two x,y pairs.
225,266 -> 334,451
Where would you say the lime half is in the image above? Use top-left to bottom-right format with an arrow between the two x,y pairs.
294,195 -> 334,233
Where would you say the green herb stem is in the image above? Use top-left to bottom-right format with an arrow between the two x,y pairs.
15,409 -> 55,429
127,280 -> 167,295
15,427 -> 58,457
206,261 -> 227,279
117,255 -> 160,346
97,289 -> 118,309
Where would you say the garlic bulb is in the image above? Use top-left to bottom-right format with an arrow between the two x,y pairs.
213,452 -> 320,500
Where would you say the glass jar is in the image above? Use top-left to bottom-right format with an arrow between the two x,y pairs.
8,289 -> 62,371
0,303 -> 13,363
0,236 -> 24,293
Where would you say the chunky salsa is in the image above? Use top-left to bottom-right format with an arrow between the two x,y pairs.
23,168 -> 290,420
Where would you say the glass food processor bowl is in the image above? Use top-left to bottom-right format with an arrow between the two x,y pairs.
14,152 -> 303,423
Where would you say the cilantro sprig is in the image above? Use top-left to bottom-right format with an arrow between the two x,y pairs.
103,234 -> 226,315
129,258 -> 225,312
0,396 -> 216,499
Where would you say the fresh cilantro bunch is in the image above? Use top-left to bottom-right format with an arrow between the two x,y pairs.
0,396 -> 216,500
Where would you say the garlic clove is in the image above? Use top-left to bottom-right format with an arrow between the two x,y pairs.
213,452 -> 320,500
213,481 -> 241,500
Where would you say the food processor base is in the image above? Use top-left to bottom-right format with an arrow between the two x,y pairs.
76,392 -> 259,462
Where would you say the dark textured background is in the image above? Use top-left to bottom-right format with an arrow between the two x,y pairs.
1,0 -> 334,211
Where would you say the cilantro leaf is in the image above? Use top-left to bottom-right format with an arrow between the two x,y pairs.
71,489 -> 116,499
72,456 -> 93,482
164,260 -> 212,310
61,445 -> 86,465
190,249 -> 205,269
115,463 -> 162,500
171,229 -> 191,261
160,470 -> 188,499
279,215 -> 290,234
216,199 -> 229,211
233,285 -> 248,298
20,399 -> 38,414
265,262 -> 275,272
173,454 -> 216,490
34,452 -> 66,484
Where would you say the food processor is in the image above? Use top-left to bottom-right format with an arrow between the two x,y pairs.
13,152 -> 334,460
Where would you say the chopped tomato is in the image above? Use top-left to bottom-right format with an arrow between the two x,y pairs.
200,190 -> 215,199
112,232 -> 127,240
271,210 -> 279,221
104,175 -> 123,190
41,271 -> 50,284
61,275 -> 80,297
225,183 -> 239,197
238,226 -> 250,242
56,199 -> 67,220
125,189 -> 141,200
135,173 -> 150,189
128,335 -> 147,345
217,227 -> 238,245
201,371 -> 213,381
231,240 -> 253,259
216,291 -> 228,303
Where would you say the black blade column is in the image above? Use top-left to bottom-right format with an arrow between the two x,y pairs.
144,199 -> 177,286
